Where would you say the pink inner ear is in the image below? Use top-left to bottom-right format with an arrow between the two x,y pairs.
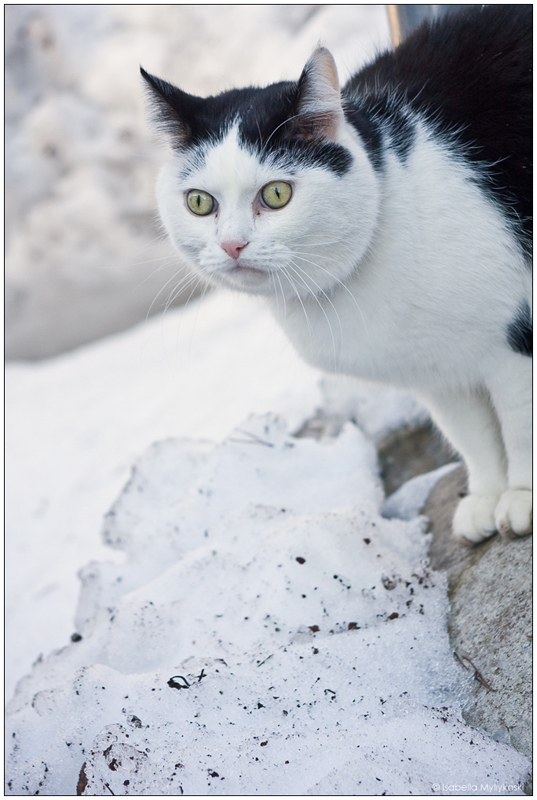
295,47 -> 343,142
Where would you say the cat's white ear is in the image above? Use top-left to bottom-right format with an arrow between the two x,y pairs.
294,47 -> 344,141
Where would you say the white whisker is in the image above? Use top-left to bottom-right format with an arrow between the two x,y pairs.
152,269 -> 197,313
164,273 -> 206,314
285,261 -> 340,368
273,270 -> 287,321
292,253 -> 370,339
260,112 -> 309,153
144,267 -> 191,320
278,266 -> 314,351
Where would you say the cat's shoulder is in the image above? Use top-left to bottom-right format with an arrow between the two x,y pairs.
343,5 -> 532,251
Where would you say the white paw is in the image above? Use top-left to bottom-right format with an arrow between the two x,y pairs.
452,493 -> 500,544
495,489 -> 532,539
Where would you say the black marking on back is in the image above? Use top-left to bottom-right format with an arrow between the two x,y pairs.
343,105 -> 384,170
507,302 -> 533,357
382,105 -> 415,162
344,98 -> 415,167
344,4 -> 532,254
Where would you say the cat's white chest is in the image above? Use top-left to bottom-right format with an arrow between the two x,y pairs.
269,137 -> 528,392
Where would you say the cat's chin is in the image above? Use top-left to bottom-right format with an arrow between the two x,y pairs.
212,265 -> 274,295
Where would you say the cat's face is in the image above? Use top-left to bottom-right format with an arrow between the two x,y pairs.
143,49 -> 380,301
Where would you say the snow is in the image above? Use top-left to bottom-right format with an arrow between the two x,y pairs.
6,292 -> 322,702
381,463 -> 460,522
6,292 -> 531,795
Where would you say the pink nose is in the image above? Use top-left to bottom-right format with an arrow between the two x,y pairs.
220,240 -> 248,260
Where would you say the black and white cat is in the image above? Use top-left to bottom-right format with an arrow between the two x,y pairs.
142,5 -> 532,544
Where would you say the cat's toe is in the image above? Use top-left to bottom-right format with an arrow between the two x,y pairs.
452,493 -> 499,544
495,489 -> 532,539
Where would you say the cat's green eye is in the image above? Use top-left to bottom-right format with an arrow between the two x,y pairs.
262,181 -> 292,209
187,189 -> 215,216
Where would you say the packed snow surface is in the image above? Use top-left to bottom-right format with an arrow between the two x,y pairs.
6,293 -> 530,795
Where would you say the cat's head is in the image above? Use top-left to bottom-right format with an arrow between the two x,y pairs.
142,48 -> 380,301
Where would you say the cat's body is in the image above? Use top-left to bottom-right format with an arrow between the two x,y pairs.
143,4 -> 532,543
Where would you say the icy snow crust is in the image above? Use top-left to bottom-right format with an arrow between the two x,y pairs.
6,398 -> 530,793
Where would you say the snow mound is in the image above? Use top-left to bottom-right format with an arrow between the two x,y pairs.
6,415 -> 530,795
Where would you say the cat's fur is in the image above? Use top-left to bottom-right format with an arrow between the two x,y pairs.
142,5 -> 532,543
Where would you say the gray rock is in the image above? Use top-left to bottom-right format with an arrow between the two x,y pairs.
377,421 -> 454,496
423,466 -> 532,765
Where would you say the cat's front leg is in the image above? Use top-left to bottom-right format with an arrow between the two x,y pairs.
419,387 -> 507,543
486,354 -> 532,539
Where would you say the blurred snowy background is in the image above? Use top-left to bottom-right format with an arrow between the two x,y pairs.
5,4 -> 391,360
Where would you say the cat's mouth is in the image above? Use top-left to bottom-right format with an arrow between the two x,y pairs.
216,263 -> 273,293
202,255 -> 274,291
229,265 -> 267,278
224,264 -> 272,286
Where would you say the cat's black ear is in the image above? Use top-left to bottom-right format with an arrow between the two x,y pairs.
140,67 -> 199,149
291,47 -> 344,141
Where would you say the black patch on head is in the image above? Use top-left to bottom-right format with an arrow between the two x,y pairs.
141,68 -> 352,177
243,135 -> 352,177
214,81 -> 353,175
141,66 -> 244,149
344,5 -> 532,252
507,301 -> 532,357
